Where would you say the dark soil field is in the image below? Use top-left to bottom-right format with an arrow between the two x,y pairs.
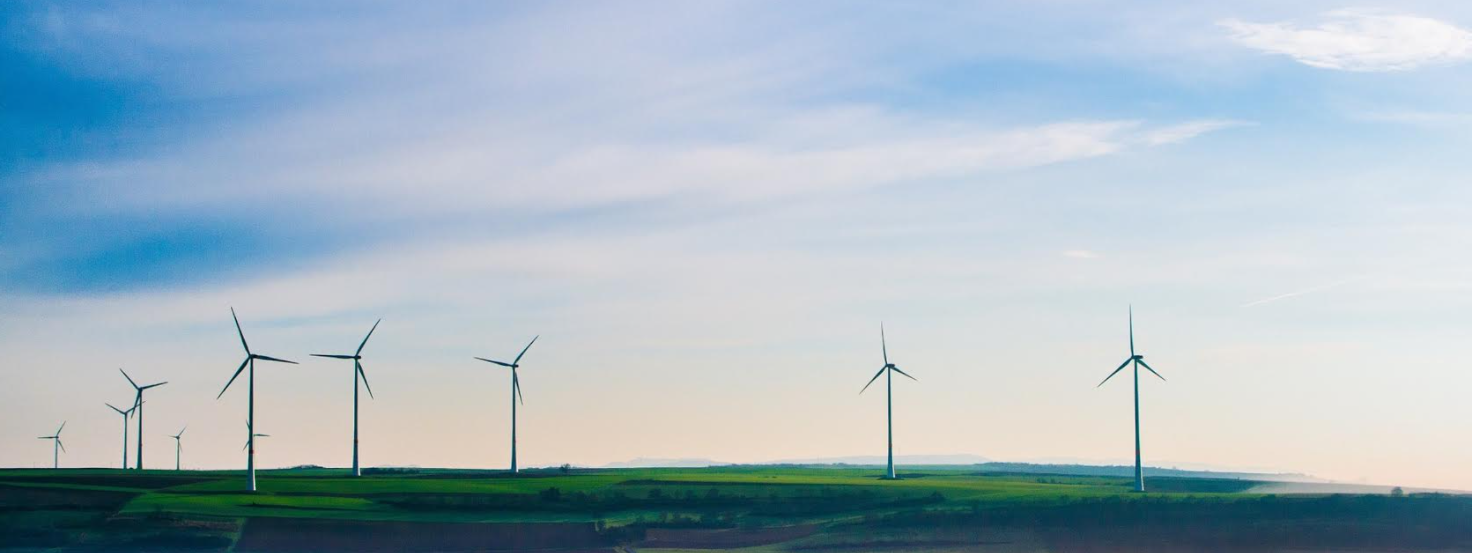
235,519 -> 611,552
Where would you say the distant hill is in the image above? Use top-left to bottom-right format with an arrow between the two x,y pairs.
771,454 -> 993,465
603,457 -> 729,468
600,456 -> 1319,484
969,462 -> 1321,483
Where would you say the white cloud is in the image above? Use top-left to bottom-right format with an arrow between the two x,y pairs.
1220,9 -> 1472,71
1140,119 -> 1251,146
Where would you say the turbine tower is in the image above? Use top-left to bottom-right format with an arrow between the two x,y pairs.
311,319 -> 381,477
105,402 -> 136,470
37,422 -> 65,469
170,426 -> 187,471
1097,306 -> 1167,492
217,307 -> 297,492
860,323 -> 917,480
121,369 -> 167,470
474,335 -> 538,474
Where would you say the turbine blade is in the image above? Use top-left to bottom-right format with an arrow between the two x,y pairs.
880,323 -> 889,366
891,366 -> 918,381
475,357 -> 514,368
141,381 -> 168,390
179,425 -> 188,437
1128,305 -> 1135,357
106,403 -> 126,415
253,354 -> 298,364
57,421 -> 65,435
514,335 -> 539,365
257,434 -> 270,437
514,372 -> 524,405
232,307 -> 251,355
357,360 -> 375,400
1138,359 -> 1167,382
57,439 -> 65,453
120,368 -> 139,389
357,319 -> 381,356
217,358 -> 250,399
1097,358 -> 1132,388
312,354 -> 356,359
860,366 -> 885,394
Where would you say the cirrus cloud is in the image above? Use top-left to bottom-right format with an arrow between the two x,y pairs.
1220,9 -> 1472,72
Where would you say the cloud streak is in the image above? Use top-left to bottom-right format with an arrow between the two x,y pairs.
1240,276 -> 1367,308
1221,10 -> 1472,72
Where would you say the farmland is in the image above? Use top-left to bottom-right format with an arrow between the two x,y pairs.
2,465 -> 1470,552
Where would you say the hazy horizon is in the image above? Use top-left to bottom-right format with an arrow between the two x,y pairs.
6,2 -> 1472,491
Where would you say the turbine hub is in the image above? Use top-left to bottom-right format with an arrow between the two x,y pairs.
1132,355 -> 1144,360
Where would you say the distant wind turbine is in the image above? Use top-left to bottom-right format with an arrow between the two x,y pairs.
38,422 -> 66,469
474,335 -> 538,474
311,319 -> 381,477
1097,306 -> 1167,492
243,421 -> 270,452
860,323 -> 917,480
170,426 -> 187,471
121,369 -> 167,470
105,402 -> 136,470
217,308 -> 297,492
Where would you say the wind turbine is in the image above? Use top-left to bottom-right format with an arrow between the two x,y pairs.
860,323 -> 917,480
38,422 -> 66,469
106,402 -> 136,470
121,369 -> 167,470
243,421 -> 270,452
474,335 -> 538,474
170,426 -> 187,471
311,319 -> 380,477
1097,306 -> 1167,492
217,307 -> 297,492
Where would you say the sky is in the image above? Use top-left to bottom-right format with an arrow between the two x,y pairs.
4,1 -> 1472,490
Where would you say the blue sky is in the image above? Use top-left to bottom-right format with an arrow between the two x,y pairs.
5,1 -> 1472,489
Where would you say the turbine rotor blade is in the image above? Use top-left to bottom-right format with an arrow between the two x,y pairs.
1097,358 -> 1132,388
514,372 -> 524,405
475,357 -> 514,368
312,354 -> 356,359
357,360 -> 375,399
106,403 -> 126,415
880,323 -> 889,366
514,335 -> 539,365
1138,359 -> 1167,382
57,421 -> 65,435
252,354 -> 298,365
232,307 -> 251,355
120,368 -> 139,389
141,381 -> 168,390
1128,305 -> 1135,357
57,439 -> 65,453
357,319 -> 381,356
860,366 -> 886,394
891,366 -> 918,381
217,358 -> 250,399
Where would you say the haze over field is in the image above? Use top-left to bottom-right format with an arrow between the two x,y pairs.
5,2 -> 1472,491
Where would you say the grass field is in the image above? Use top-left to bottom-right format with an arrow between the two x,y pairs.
2,465 -> 1469,552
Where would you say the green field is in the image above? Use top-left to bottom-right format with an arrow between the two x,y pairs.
2,465 -> 1469,552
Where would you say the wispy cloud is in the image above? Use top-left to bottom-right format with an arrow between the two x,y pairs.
1220,9 -> 1472,72
1240,276 -> 1367,308
1140,119 -> 1252,146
